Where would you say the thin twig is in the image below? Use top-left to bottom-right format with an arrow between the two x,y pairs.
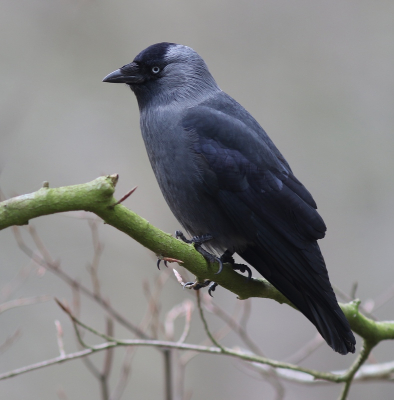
100,318 -> 114,400
0,329 -> 21,355
0,337 -> 346,383
371,283 -> 394,311
164,300 -> 194,343
55,320 -> 66,358
196,291 -> 225,352
338,340 -> 375,400
285,333 -> 325,364
13,226 -> 149,339
110,347 -> 135,400
1,261 -> 35,301
87,219 -> 104,297
203,295 -> 263,356
0,295 -> 51,314
163,349 -> 173,400
203,295 -> 285,399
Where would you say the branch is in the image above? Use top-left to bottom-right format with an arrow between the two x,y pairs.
252,359 -> 394,385
1,176 -> 394,344
0,295 -> 51,314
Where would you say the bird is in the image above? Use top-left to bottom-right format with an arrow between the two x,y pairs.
103,42 -> 356,355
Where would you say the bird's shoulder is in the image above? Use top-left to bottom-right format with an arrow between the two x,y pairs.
182,93 -> 288,173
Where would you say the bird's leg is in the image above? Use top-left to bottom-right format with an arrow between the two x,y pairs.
175,231 -> 223,274
220,250 -> 253,280
176,232 -> 250,297
176,230 -> 224,297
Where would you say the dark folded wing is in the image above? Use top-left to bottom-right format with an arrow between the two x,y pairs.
182,106 -> 355,354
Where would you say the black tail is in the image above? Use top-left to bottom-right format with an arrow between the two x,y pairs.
239,244 -> 356,355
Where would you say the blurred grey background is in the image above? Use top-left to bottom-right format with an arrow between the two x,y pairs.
1,0 -> 394,399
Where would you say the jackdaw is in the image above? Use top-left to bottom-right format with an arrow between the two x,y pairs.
103,42 -> 356,355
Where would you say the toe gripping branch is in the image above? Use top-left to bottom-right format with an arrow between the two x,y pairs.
175,231 -> 253,297
220,250 -> 253,280
175,231 -> 224,274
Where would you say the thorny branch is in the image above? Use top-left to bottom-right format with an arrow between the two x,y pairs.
1,176 -> 394,399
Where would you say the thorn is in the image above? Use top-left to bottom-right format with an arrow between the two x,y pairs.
162,257 -> 183,264
109,186 -> 137,209
157,256 -> 183,269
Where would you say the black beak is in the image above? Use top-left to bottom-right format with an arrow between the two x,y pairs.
102,62 -> 144,84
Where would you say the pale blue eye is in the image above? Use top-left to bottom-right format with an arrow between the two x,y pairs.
152,66 -> 160,74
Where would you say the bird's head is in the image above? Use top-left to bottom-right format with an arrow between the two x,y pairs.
103,42 -> 219,108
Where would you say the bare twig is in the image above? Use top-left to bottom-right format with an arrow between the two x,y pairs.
163,349 -> 173,400
285,333 -> 325,364
0,336 -> 351,384
0,295 -> 51,314
196,291 -> 225,352
251,359 -> 394,385
100,318 -> 115,400
140,268 -> 171,337
110,347 -> 136,400
164,300 -> 194,343
87,219 -> 104,297
1,261 -> 36,301
338,340 -> 375,400
12,226 -> 149,339
202,295 -> 285,399
334,285 -> 376,321
202,295 -> 263,356
0,329 -> 21,355
55,320 -> 66,358
370,283 -> 394,312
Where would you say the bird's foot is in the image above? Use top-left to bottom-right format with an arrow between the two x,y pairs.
183,279 -> 218,297
220,250 -> 253,280
175,231 -> 223,274
157,256 -> 184,270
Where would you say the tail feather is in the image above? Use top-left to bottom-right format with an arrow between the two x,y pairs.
239,245 -> 356,355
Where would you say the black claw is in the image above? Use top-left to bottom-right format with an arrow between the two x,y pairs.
176,230 -> 222,274
157,258 -> 169,270
215,257 -> 223,275
183,280 -> 211,290
208,282 -> 218,297
220,249 -> 253,280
